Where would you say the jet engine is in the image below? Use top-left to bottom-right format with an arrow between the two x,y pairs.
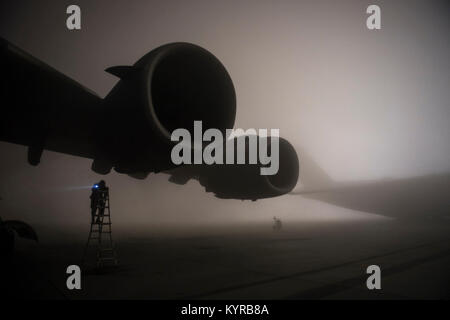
96,43 -> 237,174
168,136 -> 300,200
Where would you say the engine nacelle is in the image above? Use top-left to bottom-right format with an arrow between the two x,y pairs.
197,136 -> 299,200
98,43 -> 236,174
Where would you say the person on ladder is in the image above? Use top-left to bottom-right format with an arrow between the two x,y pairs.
90,180 -> 108,224
83,180 -> 117,267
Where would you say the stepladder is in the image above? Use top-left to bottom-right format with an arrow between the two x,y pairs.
82,188 -> 118,268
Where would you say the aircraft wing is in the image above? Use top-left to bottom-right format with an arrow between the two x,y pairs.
0,38 -> 300,200
294,174 -> 450,219
290,146 -> 450,219
0,37 -> 103,164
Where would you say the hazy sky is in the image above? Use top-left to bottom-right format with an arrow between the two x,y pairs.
0,0 -> 449,227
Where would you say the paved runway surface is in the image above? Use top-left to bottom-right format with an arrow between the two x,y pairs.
4,219 -> 450,299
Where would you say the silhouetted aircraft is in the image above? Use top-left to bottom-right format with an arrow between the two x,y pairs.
0,37 -> 298,200
290,148 -> 450,219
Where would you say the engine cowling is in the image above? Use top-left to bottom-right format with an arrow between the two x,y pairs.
97,43 -> 236,174
197,136 -> 299,200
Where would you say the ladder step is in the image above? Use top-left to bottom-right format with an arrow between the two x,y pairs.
89,230 -> 111,233
98,253 -> 115,257
98,257 -> 116,261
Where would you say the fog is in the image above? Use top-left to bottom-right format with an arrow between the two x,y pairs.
1,0 -> 449,229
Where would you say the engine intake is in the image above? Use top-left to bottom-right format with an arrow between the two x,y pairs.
101,43 -> 236,173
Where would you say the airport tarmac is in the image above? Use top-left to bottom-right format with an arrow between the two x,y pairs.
3,219 -> 450,299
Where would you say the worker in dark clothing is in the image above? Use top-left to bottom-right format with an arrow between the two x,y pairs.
273,216 -> 282,231
90,180 -> 108,224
